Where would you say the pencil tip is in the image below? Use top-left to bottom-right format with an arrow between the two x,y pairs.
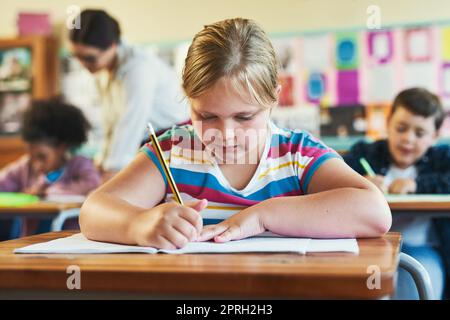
147,122 -> 155,135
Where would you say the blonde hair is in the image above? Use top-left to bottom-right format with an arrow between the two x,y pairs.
182,18 -> 279,108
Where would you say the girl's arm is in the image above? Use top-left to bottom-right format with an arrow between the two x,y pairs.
200,158 -> 392,242
79,153 -> 167,244
80,152 -> 206,248
261,158 -> 392,238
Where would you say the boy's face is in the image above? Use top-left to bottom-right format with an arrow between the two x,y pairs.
387,105 -> 438,169
190,77 -> 271,164
28,143 -> 67,175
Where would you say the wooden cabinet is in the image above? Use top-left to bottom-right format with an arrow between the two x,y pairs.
0,35 -> 59,169
0,135 -> 27,168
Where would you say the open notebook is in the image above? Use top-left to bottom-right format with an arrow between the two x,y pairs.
14,233 -> 359,255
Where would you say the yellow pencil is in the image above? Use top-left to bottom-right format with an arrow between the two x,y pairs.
147,123 -> 184,205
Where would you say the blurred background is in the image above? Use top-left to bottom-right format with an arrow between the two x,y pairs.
1,0 -> 450,166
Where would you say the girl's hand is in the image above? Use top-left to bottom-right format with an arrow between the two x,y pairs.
24,185 -> 45,196
365,175 -> 387,193
24,179 -> 48,196
198,206 -> 266,243
388,178 -> 417,194
129,199 -> 207,249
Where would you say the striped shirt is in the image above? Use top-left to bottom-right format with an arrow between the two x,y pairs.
141,122 -> 340,224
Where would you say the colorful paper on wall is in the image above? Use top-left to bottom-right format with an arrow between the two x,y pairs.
336,33 -> 359,70
278,74 -> 295,106
442,27 -> 450,61
404,62 -> 437,92
149,24 -> 450,128
273,38 -> 300,106
273,38 -> 297,73
303,35 -> 331,70
306,72 -> 326,103
441,63 -> 450,97
366,64 -> 397,102
439,112 -> 450,137
405,27 -> 432,62
337,70 -> 359,104
367,31 -> 393,64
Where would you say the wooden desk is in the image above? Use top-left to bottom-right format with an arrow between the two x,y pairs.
0,231 -> 402,299
0,202 -> 81,219
387,195 -> 450,216
0,135 -> 27,169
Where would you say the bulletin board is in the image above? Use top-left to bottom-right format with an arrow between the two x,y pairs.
270,25 -> 450,109
145,22 -> 450,138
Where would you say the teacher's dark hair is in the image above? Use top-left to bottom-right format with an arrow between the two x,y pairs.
69,9 -> 121,49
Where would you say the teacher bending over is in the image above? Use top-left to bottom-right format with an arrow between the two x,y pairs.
69,9 -> 189,177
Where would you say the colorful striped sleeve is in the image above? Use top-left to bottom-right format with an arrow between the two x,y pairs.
297,132 -> 342,193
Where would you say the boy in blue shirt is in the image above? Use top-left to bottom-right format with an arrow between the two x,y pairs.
344,87 -> 450,299
344,88 -> 449,194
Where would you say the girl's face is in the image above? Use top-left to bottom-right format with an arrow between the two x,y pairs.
28,143 -> 67,175
190,77 -> 272,164
387,106 -> 437,169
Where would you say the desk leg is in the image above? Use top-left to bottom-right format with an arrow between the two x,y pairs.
399,252 -> 435,300
51,208 -> 80,232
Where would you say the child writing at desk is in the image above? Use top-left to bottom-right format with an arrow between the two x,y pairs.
343,88 -> 449,299
0,98 -> 101,236
80,18 -> 391,249
344,88 -> 450,195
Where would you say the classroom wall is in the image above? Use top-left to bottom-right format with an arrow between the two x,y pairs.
1,0 -> 450,44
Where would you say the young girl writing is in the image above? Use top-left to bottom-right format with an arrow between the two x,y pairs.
0,98 -> 101,237
80,18 -> 391,249
0,98 -> 101,196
